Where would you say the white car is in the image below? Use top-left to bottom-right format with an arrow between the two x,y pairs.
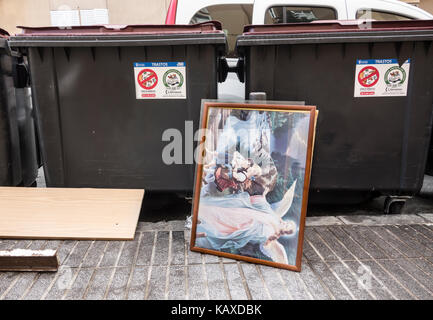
166,0 -> 433,99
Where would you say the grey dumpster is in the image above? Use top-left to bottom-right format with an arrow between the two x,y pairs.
9,22 -> 226,192
237,20 -> 433,213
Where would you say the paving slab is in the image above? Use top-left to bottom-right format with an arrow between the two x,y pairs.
376,259 -> 432,300
384,225 -> 433,257
259,266 -> 290,300
118,234 -> 140,267
137,221 -> 185,232
406,258 -> 433,277
355,226 -> 404,259
105,267 -> 131,300
411,224 -> 433,241
394,259 -> 433,294
81,241 -> 107,268
302,239 -> 323,262
358,259 -> 415,300
44,266 -> 76,300
305,260 -> 353,300
327,226 -> 372,260
398,226 -> 433,252
187,264 -> 207,300
168,220 -> 187,232
417,213 -> 433,223
369,226 -> 421,258
136,232 -> 155,266
297,259 -> 332,300
56,241 -> 77,264
64,268 -> 94,300
153,232 -> 169,266
167,265 -> 186,300
171,231 -> 185,265
343,260 -> 394,300
99,241 -> 123,267
0,272 -> 18,297
326,260 -> 374,300
84,268 -> 112,300
204,253 -> 220,264
305,216 -> 344,226
279,266 -> 312,300
206,263 -> 230,300
305,227 -> 339,262
1,217 -> 432,300
222,263 -> 248,300
23,272 -> 57,300
338,214 -> 428,226
312,226 -> 356,261
63,241 -> 92,268
146,266 -> 167,300
127,266 -> 147,300
240,264 -> 270,300
3,273 -> 37,300
341,226 -> 388,260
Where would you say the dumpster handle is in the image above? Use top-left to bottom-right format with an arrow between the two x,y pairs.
4,41 -> 21,58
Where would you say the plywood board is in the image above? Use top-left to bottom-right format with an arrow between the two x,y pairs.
0,187 -> 144,240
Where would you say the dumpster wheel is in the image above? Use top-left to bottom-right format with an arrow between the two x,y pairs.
384,196 -> 411,214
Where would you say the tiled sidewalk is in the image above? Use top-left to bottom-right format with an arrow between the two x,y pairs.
0,214 -> 432,300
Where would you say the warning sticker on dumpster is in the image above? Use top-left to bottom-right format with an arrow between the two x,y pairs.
354,59 -> 411,97
133,62 -> 186,99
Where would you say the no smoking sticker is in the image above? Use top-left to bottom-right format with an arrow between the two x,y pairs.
134,62 -> 186,99
354,59 -> 410,97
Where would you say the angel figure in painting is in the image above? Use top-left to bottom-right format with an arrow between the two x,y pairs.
196,151 -> 298,264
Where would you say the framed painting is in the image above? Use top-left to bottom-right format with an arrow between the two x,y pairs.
190,101 -> 317,272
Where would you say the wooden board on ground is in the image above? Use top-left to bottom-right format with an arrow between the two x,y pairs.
0,187 -> 144,240
0,249 -> 58,272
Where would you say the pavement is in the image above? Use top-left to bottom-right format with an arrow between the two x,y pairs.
0,170 -> 432,300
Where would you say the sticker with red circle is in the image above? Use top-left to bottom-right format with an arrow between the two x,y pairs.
134,62 -> 186,99
137,69 -> 158,90
354,59 -> 411,98
358,66 -> 379,88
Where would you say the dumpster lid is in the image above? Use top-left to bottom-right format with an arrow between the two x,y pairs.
237,19 -> 433,46
0,28 -> 9,49
242,19 -> 433,34
0,28 -> 9,38
9,21 -> 227,48
16,21 -> 222,36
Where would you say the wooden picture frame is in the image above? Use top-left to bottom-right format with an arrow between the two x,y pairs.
190,101 -> 317,272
